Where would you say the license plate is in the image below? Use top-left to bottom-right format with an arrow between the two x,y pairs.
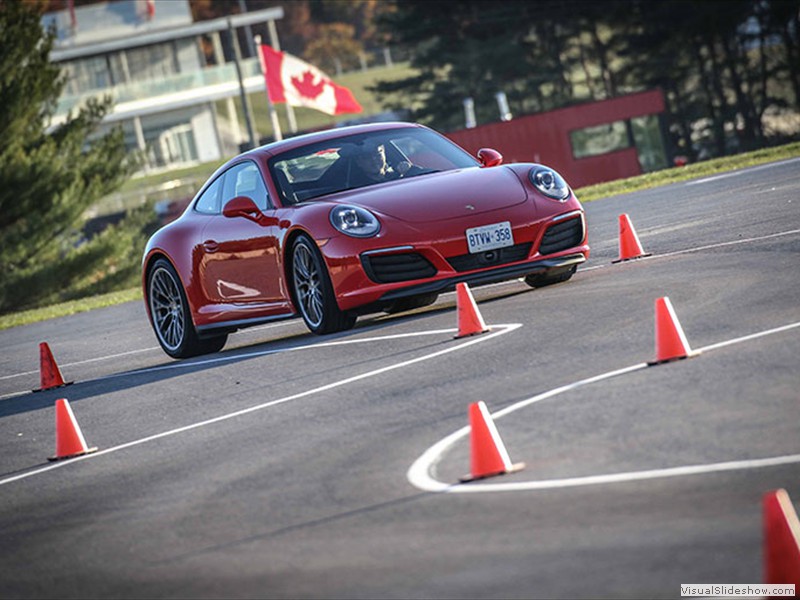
466,221 -> 514,254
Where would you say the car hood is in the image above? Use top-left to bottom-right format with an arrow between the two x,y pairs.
330,166 -> 528,223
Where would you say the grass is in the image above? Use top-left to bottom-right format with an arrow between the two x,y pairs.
0,288 -> 143,330
1,139 -> 797,331
576,141 -> 800,201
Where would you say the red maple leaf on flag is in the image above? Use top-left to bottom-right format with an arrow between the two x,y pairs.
291,71 -> 325,99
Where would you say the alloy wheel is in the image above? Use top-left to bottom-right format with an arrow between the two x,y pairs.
293,242 -> 324,329
149,265 -> 186,352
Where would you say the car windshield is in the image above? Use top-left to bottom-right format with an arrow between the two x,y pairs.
268,127 -> 478,204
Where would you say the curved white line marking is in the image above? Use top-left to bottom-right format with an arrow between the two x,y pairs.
407,321 -> 800,493
0,328 -> 466,400
0,347 -> 157,382
0,324 -> 522,487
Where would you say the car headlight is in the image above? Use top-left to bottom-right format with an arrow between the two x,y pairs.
529,166 -> 570,201
330,205 -> 380,238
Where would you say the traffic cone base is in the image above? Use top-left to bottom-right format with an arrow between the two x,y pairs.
48,399 -> 98,461
48,446 -> 98,462
460,461 -> 525,483
33,342 -> 73,392
647,352 -> 701,366
763,488 -> 800,586
648,296 -> 700,365
454,282 -> 489,338
612,253 -> 652,264
459,401 -> 524,483
612,213 -> 651,263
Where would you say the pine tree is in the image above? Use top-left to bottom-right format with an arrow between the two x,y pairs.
0,0 -> 149,314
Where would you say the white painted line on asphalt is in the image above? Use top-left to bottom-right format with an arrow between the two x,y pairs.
0,347 -> 157,382
0,319 -> 302,383
445,453 -> 800,493
106,327 -> 464,378
576,228 -> 800,273
0,323 -> 522,487
407,320 -> 800,494
0,328 -> 461,400
685,157 -> 800,186
635,228 -> 800,261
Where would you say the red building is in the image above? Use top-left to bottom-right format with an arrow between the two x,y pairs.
446,89 -> 669,189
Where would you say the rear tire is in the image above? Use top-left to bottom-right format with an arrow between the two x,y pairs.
524,265 -> 577,289
147,258 -> 228,358
291,235 -> 356,335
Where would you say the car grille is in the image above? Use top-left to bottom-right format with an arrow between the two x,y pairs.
446,242 -> 533,273
361,252 -> 437,283
539,217 -> 583,255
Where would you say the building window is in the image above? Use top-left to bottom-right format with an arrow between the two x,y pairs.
62,56 -> 113,94
570,121 -> 631,159
150,124 -> 198,167
125,44 -> 177,82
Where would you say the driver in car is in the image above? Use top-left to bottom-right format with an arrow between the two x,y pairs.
351,140 -> 413,187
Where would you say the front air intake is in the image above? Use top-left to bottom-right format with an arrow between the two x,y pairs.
539,217 -> 583,255
361,253 -> 437,283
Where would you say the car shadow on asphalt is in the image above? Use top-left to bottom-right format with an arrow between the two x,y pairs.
0,283 -> 542,424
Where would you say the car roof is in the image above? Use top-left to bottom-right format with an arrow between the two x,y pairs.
244,121 -> 426,160
195,122 -> 431,200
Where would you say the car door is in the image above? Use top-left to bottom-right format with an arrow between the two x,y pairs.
198,161 -> 288,310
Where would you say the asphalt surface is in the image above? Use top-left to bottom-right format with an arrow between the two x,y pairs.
1,158 -> 799,599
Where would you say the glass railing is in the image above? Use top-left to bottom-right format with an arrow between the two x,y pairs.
56,58 -> 262,116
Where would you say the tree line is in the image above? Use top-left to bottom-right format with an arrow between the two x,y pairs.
2,0 -> 797,315
372,0 -> 800,161
0,1 -> 154,315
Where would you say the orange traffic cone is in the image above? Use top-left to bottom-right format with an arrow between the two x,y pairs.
48,398 -> 98,461
34,342 -> 73,392
460,401 -> 524,482
763,489 -> 800,587
648,296 -> 699,365
454,282 -> 489,338
612,213 -> 651,262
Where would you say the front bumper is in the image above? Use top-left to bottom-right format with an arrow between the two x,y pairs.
324,206 -> 589,312
376,252 -> 586,301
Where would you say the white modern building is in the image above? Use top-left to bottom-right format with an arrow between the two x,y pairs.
44,0 -> 283,172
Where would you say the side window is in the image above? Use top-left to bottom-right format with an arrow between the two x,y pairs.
194,175 -> 223,214
222,161 -> 270,211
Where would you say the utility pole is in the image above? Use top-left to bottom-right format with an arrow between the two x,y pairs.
228,17 -> 258,149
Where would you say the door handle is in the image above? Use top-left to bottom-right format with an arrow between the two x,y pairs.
203,240 -> 219,253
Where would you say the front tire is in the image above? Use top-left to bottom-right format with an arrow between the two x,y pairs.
147,258 -> 227,358
291,235 -> 356,335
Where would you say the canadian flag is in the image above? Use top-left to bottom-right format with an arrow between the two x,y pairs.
259,45 -> 362,116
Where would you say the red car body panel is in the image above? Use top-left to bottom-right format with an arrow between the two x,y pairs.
142,122 -> 589,335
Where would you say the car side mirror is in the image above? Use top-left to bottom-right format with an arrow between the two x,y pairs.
223,196 -> 261,221
477,148 -> 503,167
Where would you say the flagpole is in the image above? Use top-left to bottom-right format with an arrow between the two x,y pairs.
229,18 -> 258,149
255,35 -> 283,142
267,19 -> 297,134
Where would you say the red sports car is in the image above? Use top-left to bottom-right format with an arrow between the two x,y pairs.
142,122 -> 589,358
